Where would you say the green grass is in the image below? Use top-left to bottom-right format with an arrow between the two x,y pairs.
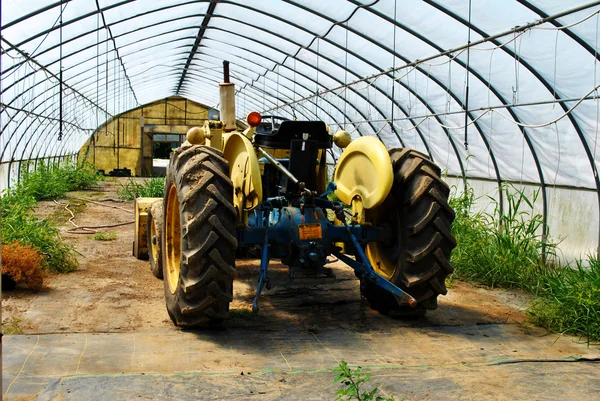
2,316 -> 23,334
450,185 -> 554,289
0,161 -> 101,274
528,257 -> 600,344
14,161 -> 102,201
450,184 -> 600,343
118,177 -> 165,200
89,232 -> 117,241
2,191 -> 78,273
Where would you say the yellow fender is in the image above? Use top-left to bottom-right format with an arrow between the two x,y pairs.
333,136 -> 393,209
223,133 -> 262,217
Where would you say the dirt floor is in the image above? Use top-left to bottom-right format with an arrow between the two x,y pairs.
1,179 -> 531,335
2,178 -> 599,400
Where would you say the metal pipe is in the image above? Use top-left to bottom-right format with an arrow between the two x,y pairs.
223,60 -> 230,83
327,95 -> 600,127
257,147 -> 299,186
262,0 -> 600,113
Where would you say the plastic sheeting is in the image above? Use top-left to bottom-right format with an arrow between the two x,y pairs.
2,0 -> 600,256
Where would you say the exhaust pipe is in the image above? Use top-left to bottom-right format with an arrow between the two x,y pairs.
220,61 -> 236,132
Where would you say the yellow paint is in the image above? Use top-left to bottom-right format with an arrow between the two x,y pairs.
223,133 -> 263,220
186,126 -> 207,145
165,185 -> 181,294
364,201 -> 397,280
333,136 -> 393,209
333,130 -> 352,148
133,197 -> 159,259
78,96 -> 211,176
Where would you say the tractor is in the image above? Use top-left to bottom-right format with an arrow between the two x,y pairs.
135,61 -> 456,327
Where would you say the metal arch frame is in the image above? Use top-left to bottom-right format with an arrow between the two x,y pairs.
186,45 -> 356,126
424,0 -> 600,253
211,4 -> 419,149
94,0 -> 139,106
1,2 -> 586,205
3,5 -> 403,147
175,0 -> 219,95
198,23 -> 405,143
516,0 -> 600,252
186,34 -> 383,137
218,1 -> 471,179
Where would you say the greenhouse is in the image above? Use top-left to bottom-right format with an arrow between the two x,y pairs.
2,1 -> 600,400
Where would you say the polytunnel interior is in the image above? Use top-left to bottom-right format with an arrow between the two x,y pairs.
2,0 -> 600,260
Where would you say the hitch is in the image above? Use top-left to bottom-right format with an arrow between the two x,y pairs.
252,205 -> 272,313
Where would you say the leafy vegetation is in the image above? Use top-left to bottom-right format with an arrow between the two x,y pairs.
528,257 -> 600,344
450,184 -> 600,343
13,161 -> 102,201
2,316 -> 23,334
89,232 -> 117,241
450,186 -> 554,289
333,361 -> 394,401
118,177 -> 165,200
0,161 -> 101,274
1,191 -> 78,273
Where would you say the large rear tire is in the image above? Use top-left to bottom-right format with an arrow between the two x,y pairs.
162,144 -> 237,327
148,201 -> 163,279
363,148 -> 456,317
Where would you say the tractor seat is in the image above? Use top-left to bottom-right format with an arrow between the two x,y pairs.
254,120 -> 333,149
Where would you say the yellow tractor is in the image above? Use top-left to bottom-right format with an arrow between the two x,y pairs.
135,61 -> 456,327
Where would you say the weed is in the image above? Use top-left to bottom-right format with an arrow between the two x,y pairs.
118,177 -> 165,200
2,316 -> 23,334
528,256 -> 600,343
308,323 -> 321,334
2,241 -> 44,290
450,184 -> 600,343
229,308 -> 254,319
1,191 -> 78,273
13,161 -> 102,201
89,232 -> 117,241
333,361 -> 394,401
449,185 -> 555,290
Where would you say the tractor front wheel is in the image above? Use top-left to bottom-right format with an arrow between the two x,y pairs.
162,144 -> 237,327
363,148 -> 456,317
148,201 -> 163,279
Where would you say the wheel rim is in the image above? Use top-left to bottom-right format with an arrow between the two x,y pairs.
365,195 -> 401,280
165,184 -> 181,294
150,214 -> 159,265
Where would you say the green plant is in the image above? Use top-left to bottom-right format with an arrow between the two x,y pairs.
2,316 -> 23,334
57,162 -> 104,191
333,361 -> 394,401
449,185 -> 555,289
1,191 -> 78,273
229,308 -> 255,319
89,232 -> 117,241
118,177 -> 165,200
528,256 -> 600,343
12,161 -> 102,201
449,184 -> 600,343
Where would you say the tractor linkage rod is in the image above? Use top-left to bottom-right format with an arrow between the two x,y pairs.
248,155 -> 417,311
332,207 -> 417,307
257,146 -> 310,193
252,207 -> 271,313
